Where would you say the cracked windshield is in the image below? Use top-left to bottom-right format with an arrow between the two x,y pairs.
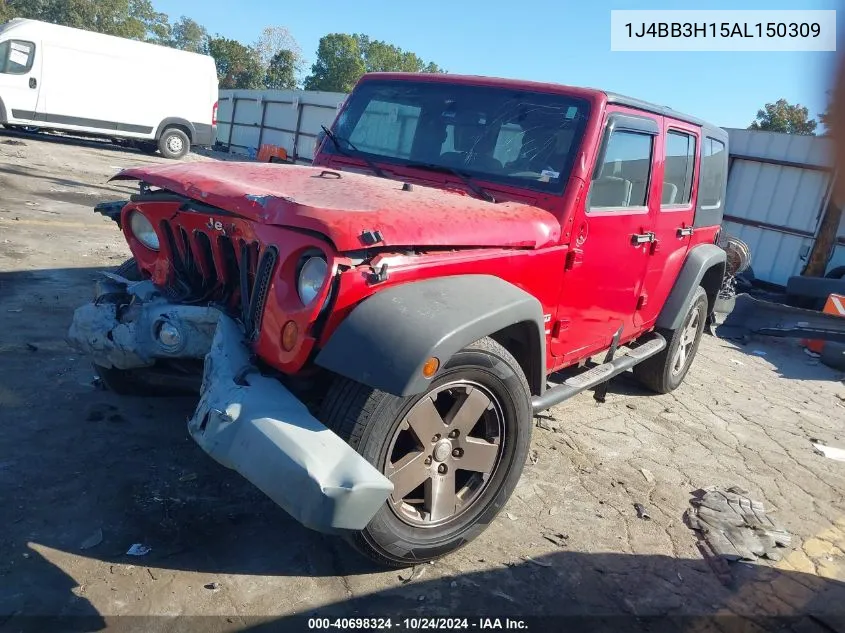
326,80 -> 590,193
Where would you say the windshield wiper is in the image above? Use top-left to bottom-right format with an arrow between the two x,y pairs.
320,125 -> 388,179
405,162 -> 497,203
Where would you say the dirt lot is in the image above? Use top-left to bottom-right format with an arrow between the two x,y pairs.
3,130 -> 845,632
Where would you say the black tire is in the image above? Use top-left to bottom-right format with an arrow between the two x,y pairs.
633,286 -> 708,394
320,337 -> 533,567
158,127 -> 190,160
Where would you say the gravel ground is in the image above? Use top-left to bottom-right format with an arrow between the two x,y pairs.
2,129 -> 845,632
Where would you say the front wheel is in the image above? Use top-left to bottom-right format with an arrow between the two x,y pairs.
633,286 -> 708,394
320,337 -> 533,567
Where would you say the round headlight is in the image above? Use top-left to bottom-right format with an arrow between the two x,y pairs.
129,211 -> 159,251
297,256 -> 328,306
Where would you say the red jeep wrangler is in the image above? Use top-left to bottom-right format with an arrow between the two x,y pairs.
68,72 -> 728,567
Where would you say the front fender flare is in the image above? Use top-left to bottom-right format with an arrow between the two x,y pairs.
315,274 -> 546,397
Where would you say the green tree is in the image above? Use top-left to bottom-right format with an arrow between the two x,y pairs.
303,33 -> 365,92
304,33 -> 443,92
749,98 -> 818,135
3,0 -> 169,41
355,34 -> 443,73
207,35 -> 263,89
265,49 -> 297,90
168,15 -> 207,53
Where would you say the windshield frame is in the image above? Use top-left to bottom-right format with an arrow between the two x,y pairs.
320,78 -> 592,196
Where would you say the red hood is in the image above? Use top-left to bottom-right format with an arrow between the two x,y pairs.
113,162 -> 561,252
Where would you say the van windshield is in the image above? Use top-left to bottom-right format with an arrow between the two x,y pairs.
324,79 -> 591,194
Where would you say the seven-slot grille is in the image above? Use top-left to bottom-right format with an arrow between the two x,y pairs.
158,219 -> 278,341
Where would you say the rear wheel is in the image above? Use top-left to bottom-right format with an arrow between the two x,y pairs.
158,127 -> 190,159
633,286 -> 708,394
320,337 -> 533,567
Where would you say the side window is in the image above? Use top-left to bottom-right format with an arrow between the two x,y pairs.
698,137 -> 726,210
0,40 -> 36,75
662,131 -> 696,206
588,130 -> 654,210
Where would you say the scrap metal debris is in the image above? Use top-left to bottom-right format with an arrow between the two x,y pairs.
687,486 -> 790,565
812,441 -> 845,462
522,555 -> 552,568
634,503 -> 651,520
126,543 -> 151,556
640,468 -> 655,483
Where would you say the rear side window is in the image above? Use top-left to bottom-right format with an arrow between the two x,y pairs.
698,137 -> 727,210
0,40 -> 35,75
588,130 -> 654,210
662,131 -> 696,206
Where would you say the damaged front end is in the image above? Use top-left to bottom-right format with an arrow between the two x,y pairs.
68,192 -> 393,534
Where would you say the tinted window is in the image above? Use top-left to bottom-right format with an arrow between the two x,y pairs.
699,137 -> 726,209
588,130 -> 654,210
0,40 -> 35,75
326,80 -> 590,194
663,131 -> 696,206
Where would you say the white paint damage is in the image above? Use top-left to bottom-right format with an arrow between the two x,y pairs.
187,315 -> 394,533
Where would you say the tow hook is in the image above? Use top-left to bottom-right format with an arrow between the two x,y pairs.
369,263 -> 389,284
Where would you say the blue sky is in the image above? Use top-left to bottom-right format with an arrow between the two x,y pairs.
153,0 -> 839,129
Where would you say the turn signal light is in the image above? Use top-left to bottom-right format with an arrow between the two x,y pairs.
422,357 -> 440,378
281,320 -> 299,351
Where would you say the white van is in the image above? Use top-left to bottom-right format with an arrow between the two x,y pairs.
0,18 -> 218,159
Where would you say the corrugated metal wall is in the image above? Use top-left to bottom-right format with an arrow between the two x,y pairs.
723,128 -> 835,286
216,89 -> 347,162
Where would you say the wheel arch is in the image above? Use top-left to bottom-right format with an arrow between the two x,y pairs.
657,244 -> 727,330
155,118 -> 195,142
314,275 -> 547,398
0,96 -> 7,123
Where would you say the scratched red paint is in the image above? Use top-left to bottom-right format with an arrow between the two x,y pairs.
114,162 -> 561,252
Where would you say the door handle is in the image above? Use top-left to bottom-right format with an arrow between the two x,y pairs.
29,77 -> 36,89
677,226 -> 694,237
631,232 -> 655,245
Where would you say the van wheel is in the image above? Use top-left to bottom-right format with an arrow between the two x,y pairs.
633,286 -> 708,394
158,127 -> 190,159
320,337 -> 533,568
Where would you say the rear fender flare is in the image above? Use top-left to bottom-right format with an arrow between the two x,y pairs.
314,274 -> 547,398
657,244 -> 727,330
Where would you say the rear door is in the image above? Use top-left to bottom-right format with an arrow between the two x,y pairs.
636,118 -> 699,328
0,38 -> 41,122
550,107 -> 661,362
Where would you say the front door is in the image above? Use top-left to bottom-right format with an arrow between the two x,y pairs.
636,118 -> 699,328
0,38 -> 41,123
550,108 -> 662,364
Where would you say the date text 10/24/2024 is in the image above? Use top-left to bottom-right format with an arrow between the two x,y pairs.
308,618 -> 528,630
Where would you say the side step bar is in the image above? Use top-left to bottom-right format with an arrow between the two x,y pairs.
531,333 -> 667,413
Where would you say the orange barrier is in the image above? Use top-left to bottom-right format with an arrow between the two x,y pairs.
257,144 -> 288,163
804,293 -> 845,353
